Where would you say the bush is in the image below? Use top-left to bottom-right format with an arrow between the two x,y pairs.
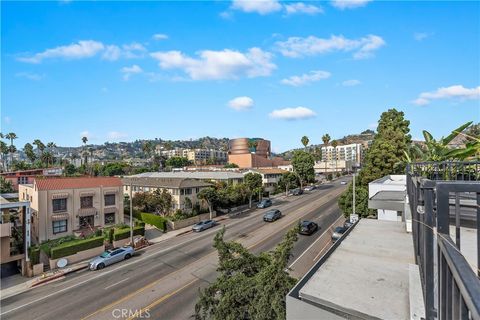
113,226 -> 145,241
108,228 -> 114,244
29,246 -> 40,265
49,236 -> 105,259
140,212 -> 167,232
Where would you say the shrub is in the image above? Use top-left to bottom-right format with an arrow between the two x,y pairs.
108,228 -> 114,244
95,229 -> 103,237
29,246 -> 40,265
140,212 -> 167,232
49,236 -> 105,259
113,226 -> 145,241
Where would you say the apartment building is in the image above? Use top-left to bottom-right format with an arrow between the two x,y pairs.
122,176 -> 212,211
245,168 -> 288,193
157,147 -> 188,158
321,143 -> 362,166
131,171 -> 244,185
186,149 -> 228,165
1,167 -> 63,191
19,177 -> 124,243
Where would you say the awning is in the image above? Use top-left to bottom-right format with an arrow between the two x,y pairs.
80,191 -> 96,197
104,207 -> 117,214
78,207 -> 97,216
51,213 -> 69,221
52,193 -> 69,199
368,190 -> 406,212
104,190 -> 117,195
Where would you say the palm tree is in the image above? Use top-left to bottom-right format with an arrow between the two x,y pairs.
47,142 -> 57,166
331,140 -> 338,175
5,132 -> 17,168
0,141 -> 8,171
301,136 -> 309,150
322,134 -> 331,174
82,136 -> 88,166
142,141 -> 153,159
24,143 -> 36,163
33,139 -> 46,162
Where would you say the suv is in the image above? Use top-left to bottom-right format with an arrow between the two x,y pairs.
263,209 -> 282,222
299,221 -> 318,235
257,199 -> 272,208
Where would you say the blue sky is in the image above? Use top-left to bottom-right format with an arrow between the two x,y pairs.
2,0 -> 479,153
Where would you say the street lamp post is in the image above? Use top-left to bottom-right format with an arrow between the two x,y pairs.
129,180 -> 133,246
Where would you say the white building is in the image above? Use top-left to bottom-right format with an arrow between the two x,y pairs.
314,160 -> 353,174
321,143 -> 362,166
186,149 -> 227,164
245,168 -> 288,193
368,175 -> 408,223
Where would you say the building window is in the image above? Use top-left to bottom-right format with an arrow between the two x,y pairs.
180,189 -> 185,195
104,213 -> 115,224
52,198 -> 67,212
80,196 -> 93,208
185,188 -> 192,195
104,194 -> 116,206
53,220 -> 67,234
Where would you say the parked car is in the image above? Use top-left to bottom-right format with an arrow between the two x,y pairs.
89,246 -> 134,270
192,219 -> 217,232
263,209 -> 282,222
344,221 -> 354,228
257,199 -> 272,208
304,185 -> 316,191
340,181 -> 347,185
289,188 -> 304,196
331,226 -> 348,241
299,221 -> 318,235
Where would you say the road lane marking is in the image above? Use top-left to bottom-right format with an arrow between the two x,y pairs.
127,279 -> 199,320
287,214 -> 344,269
104,277 -> 130,290
313,240 -> 334,262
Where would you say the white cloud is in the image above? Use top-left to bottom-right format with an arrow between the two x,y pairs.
413,32 -> 432,41
231,0 -> 282,14
152,34 -> 169,40
285,2 -> 323,15
413,85 -> 480,105
331,0 -> 372,10
281,70 -> 331,86
269,106 -> 316,120
17,40 -> 105,63
15,72 -> 45,81
151,47 -> 276,80
276,34 -> 385,59
120,64 -> 143,80
228,96 -> 254,111
107,131 -> 128,140
102,45 -> 122,61
342,79 -> 361,86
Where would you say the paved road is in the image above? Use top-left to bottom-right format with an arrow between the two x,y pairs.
0,180 -> 348,320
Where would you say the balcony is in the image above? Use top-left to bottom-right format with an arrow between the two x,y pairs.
0,222 -> 12,237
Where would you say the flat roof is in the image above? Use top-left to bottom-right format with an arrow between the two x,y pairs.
370,174 -> 406,185
298,219 -> 414,319
131,171 -> 244,180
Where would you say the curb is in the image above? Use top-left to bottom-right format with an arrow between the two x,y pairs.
30,263 -> 88,288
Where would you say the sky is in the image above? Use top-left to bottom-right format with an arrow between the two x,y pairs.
2,0 -> 479,153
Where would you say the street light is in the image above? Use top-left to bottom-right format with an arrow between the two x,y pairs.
129,179 -> 133,246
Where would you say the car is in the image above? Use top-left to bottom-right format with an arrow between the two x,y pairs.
344,221 -> 354,228
304,185 -> 316,191
331,226 -> 348,241
289,188 -> 304,196
89,246 -> 134,270
299,221 -> 318,235
192,219 -> 217,232
340,181 -> 347,185
263,209 -> 282,222
257,199 -> 272,208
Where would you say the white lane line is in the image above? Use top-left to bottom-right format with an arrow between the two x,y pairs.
104,277 -> 130,290
288,214 -> 344,269
313,241 -> 333,262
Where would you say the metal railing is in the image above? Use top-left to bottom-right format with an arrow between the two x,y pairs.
407,161 -> 480,320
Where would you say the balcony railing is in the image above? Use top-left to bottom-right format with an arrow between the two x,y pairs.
407,161 -> 480,320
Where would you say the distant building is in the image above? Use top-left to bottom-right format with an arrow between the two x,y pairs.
186,149 -> 228,165
19,177 -> 124,243
228,138 -> 290,168
314,160 -> 354,174
1,168 -> 63,191
321,143 -> 363,166
245,168 -> 289,193
129,171 -> 244,185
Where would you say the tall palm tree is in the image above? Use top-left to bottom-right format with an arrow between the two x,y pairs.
82,136 -> 88,166
33,139 -> 46,160
322,134 -> 331,174
47,142 -> 57,166
24,143 -> 36,163
331,140 -> 338,175
301,136 -> 309,151
5,133 -> 17,168
0,141 -> 8,171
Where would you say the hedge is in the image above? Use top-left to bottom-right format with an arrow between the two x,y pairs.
50,236 -> 105,260
28,246 -> 41,265
140,212 -> 167,232
113,226 -> 145,241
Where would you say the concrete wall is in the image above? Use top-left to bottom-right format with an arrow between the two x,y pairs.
167,212 -> 217,230
286,296 -> 344,320
48,244 -> 105,269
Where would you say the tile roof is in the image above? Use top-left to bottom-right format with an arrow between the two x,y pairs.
34,177 -> 123,190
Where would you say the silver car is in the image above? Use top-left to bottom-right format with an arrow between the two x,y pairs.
89,246 -> 134,270
192,219 -> 217,232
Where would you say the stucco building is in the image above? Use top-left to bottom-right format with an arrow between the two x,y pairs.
227,138 -> 289,168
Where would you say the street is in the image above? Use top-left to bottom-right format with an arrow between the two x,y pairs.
0,180 -> 348,320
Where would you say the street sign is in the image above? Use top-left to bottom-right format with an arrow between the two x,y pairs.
350,213 -> 359,223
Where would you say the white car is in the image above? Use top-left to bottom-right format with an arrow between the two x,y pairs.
340,181 -> 347,185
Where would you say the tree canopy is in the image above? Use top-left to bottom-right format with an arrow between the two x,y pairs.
165,156 -> 191,168
291,150 -> 315,187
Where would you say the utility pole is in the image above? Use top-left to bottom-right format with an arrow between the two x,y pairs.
129,180 -> 133,246
352,171 -> 356,215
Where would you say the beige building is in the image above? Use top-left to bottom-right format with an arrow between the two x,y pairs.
186,149 -> 228,165
19,177 -> 124,243
321,143 -> 363,166
122,176 -> 213,211
245,168 -> 289,192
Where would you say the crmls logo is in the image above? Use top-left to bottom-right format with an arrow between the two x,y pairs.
112,309 -> 151,319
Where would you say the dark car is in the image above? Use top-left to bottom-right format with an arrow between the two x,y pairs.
299,221 -> 318,235
289,188 -> 304,196
257,199 -> 272,209
263,209 -> 282,222
331,226 -> 348,241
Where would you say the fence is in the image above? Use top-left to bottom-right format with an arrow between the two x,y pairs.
406,161 -> 480,319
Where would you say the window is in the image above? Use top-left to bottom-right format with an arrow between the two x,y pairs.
80,196 -> 93,208
52,198 -> 67,212
104,212 -> 115,224
104,194 -> 116,206
53,220 -> 67,234
195,188 -> 200,193
184,188 -> 192,195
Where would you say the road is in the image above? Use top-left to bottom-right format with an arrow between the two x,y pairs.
0,180 -> 349,320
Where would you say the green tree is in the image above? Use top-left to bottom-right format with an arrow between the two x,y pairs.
33,139 -> 46,161
244,172 -> 263,208
301,136 -> 309,150
322,134 -> 331,173
5,133 -> 17,168
338,181 -> 372,218
0,141 -> 9,171
195,226 -> 299,320
247,139 -> 258,153
197,187 -> 218,219
223,163 -> 239,168
359,108 -> 411,186
81,136 -> 88,166
0,176 -> 14,193
291,150 -> 315,189
165,156 -> 191,168
142,141 -> 153,159
24,143 -> 36,163
64,163 -> 77,176
331,140 -> 338,174
277,172 -> 299,195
